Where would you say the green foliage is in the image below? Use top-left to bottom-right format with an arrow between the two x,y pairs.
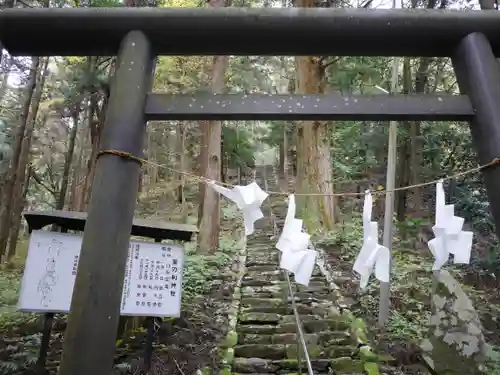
261,121 -> 292,147
315,217 -> 363,255
222,125 -> 256,170
181,234 -> 243,303
484,344 -> 500,375
387,311 -> 427,341
0,269 -> 37,330
363,361 -> 380,375
0,334 -> 40,375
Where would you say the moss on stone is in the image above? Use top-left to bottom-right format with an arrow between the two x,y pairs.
330,357 -> 364,372
285,343 -> 322,359
223,348 -> 235,365
239,312 -> 282,323
278,358 -> 298,370
363,362 -> 380,375
223,331 -> 238,348
359,346 -> 378,362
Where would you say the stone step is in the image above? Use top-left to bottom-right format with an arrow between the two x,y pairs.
238,331 -> 352,346
247,265 -> 281,272
244,264 -> 279,270
233,358 -> 340,373
241,285 -> 287,298
240,305 -> 288,315
237,317 -> 350,335
245,270 -> 282,278
247,242 -> 274,247
241,279 -> 282,288
245,260 -> 279,267
234,344 -> 286,360
234,343 -> 357,360
239,312 -> 282,324
241,287 -> 333,300
246,246 -> 279,251
246,252 -> 279,257
241,283 -> 330,294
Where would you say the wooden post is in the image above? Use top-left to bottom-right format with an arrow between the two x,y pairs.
36,228 -> 67,374
379,52 -> 400,326
453,33 -> 500,240
58,31 -> 153,375
142,238 -> 162,372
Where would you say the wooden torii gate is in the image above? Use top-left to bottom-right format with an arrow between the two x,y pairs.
1,7 -> 500,375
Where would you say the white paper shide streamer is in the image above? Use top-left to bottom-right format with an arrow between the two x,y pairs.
276,194 -> 317,287
353,190 -> 390,289
427,181 -> 473,270
208,181 -> 269,236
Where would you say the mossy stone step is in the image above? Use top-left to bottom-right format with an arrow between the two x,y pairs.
232,358 -> 279,373
245,270 -> 282,278
233,358 -> 333,373
236,324 -> 295,335
296,280 -> 328,290
234,344 -> 286,359
239,312 -> 282,324
247,244 -> 275,249
286,344 -> 358,359
247,265 -> 281,272
241,285 -> 287,298
246,249 -> 280,255
241,297 -> 284,308
237,331 -> 352,345
240,305 -> 288,315
301,317 -> 351,333
292,291 -> 333,300
241,279 -> 282,287
246,260 -> 279,267
237,317 -> 350,335
233,343 -> 358,361
238,332 -> 347,345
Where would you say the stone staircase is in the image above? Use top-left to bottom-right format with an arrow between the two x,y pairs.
230,165 -> 373,375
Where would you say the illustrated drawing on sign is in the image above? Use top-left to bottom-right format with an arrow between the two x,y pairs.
37,238 -> 62,307
18,231 -> 185,318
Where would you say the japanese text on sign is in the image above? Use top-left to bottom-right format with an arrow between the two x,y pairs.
18,231 -> 184,317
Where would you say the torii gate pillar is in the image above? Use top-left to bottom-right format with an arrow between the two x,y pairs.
58,31 -> 154,375
453,32 -> 500,240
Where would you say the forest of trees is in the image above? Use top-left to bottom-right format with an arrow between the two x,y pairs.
0,0 -> 499,374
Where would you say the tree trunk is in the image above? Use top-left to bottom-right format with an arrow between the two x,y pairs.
197,0 -> 230,253
57,105 -> 81,211
6,57 -> 49,259
197,54 -> 227,253
408,56 -> 432,218
83,88 -> 109,208
396,57 -> 412,222
6,167 -> 31,260
178,123 -> 187,221
82,58 -> 114,210
0,57 -> 39,259
295,51 -> 336,230
70,119 -> 88,210
0,56 -> 14,104
405,0 -> 439,220
279,124 -> 288,189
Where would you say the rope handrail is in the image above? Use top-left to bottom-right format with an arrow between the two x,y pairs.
261,165 -> 314,375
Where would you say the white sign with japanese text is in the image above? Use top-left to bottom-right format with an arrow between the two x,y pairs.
18,230 -> 184,317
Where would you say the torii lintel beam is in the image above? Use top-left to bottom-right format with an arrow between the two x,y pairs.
1,8 -> 500,57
